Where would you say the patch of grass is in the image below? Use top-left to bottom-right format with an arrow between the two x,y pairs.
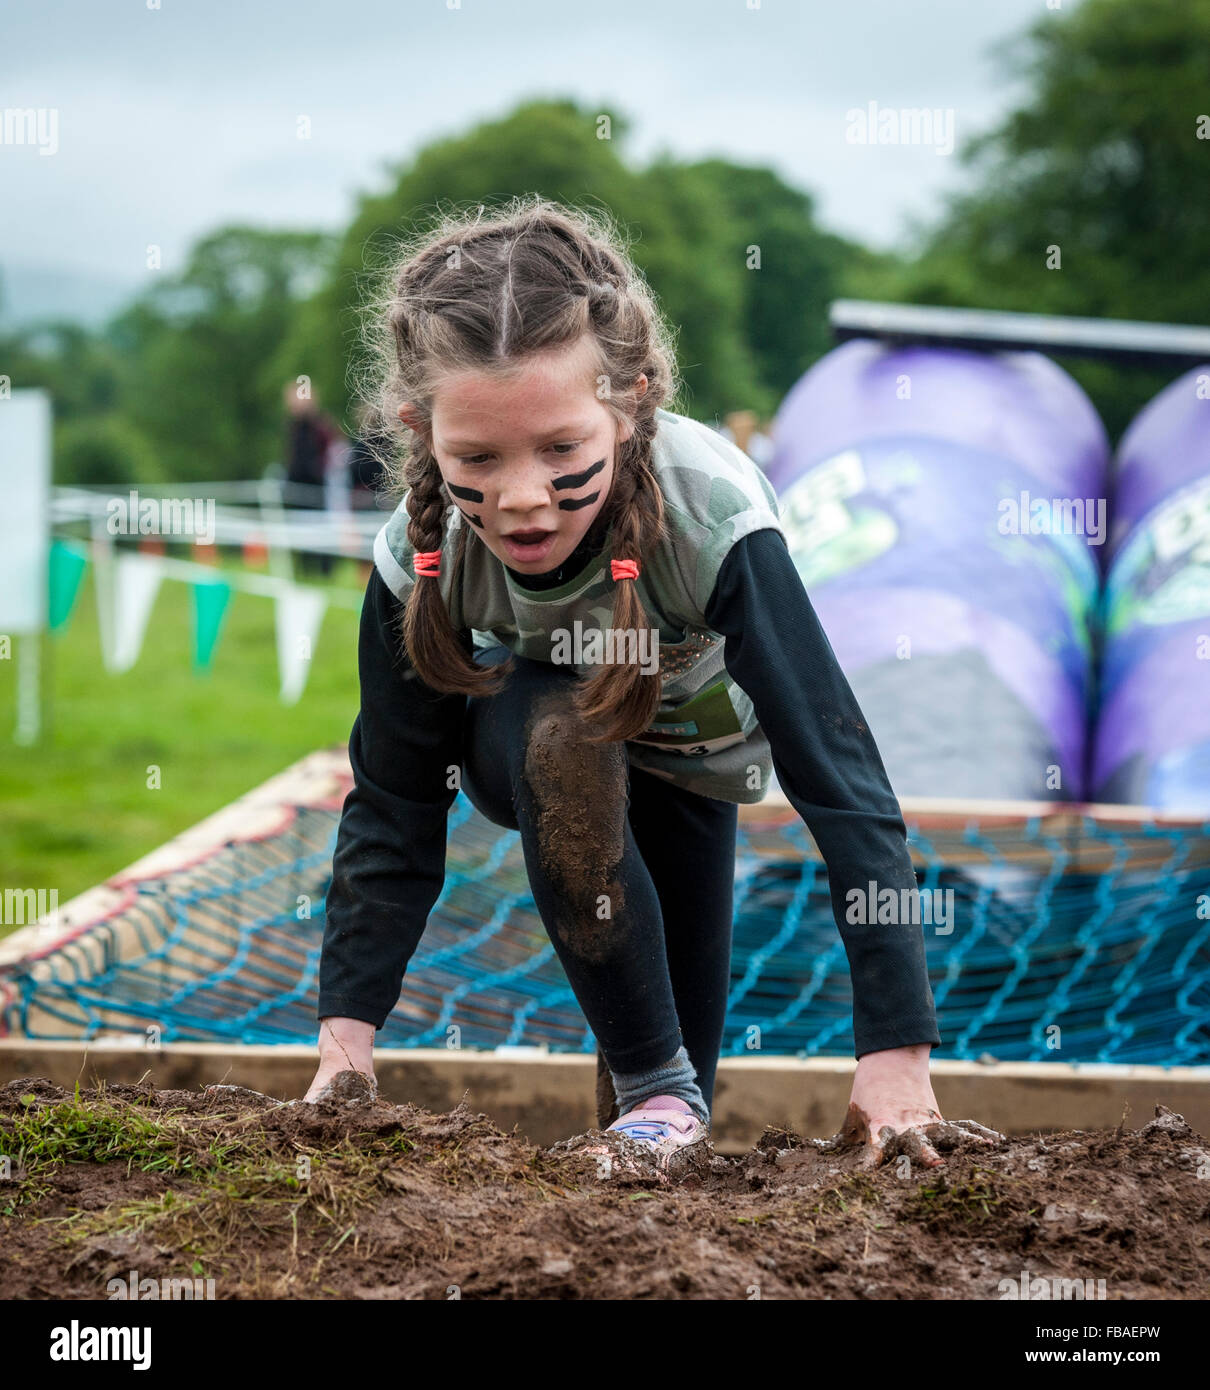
3,1087 -> 582,1284
812,1173 -> 882,1219
52,1136 -> 414,1287
0,560 -> 364,923
61,1151 -> 378,1241
0,1084 -> 257,1213
900,1167 -> 1008,1228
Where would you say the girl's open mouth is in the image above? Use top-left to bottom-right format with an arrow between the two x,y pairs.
502,529 -> 557,564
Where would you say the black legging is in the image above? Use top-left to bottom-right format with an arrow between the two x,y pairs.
460,644 -> 738,1113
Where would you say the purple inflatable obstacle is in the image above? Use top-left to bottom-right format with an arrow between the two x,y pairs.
766,339 -> 1110,502
1107,363 -> 1210,557
1093,365 -> 1210,810
769,340 -> 1109,803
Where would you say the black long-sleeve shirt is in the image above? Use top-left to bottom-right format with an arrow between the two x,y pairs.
317,527 -> 941,1056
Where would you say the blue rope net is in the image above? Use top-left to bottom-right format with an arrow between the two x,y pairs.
4,794 -> 1209,1064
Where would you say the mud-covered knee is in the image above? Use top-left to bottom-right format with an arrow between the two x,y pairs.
522,694 -> 628,805
521,693 -> 629,962
523,716 -> 626,829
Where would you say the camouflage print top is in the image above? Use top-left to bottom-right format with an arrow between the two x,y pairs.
372,407 -> 786,804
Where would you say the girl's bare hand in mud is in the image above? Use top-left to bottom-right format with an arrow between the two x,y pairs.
839,1103 -> 1003,1170
837,1043 -> 1003,1169
304,1017 -> 376,1103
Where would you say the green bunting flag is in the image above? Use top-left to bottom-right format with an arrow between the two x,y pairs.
48,540 -> 88,633
191,577 -> 232,671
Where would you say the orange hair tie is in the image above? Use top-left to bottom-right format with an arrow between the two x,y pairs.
413,549 -> 442,578
610,557 -> 640,582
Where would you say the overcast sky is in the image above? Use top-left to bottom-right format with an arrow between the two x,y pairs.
0,0 -> 1067,322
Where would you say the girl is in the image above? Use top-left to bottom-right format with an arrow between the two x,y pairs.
307,196 -> 994,1171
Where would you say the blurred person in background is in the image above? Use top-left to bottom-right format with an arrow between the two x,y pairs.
720,409 -> 775,472
346,400 -> 391,512
282,380 -> 342,577
346,400 -> 392,582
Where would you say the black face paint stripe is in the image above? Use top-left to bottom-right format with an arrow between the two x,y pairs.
460,509 -> 484,528
447,481 -> 484,502
558,490 -> 601,511
553,457 -> 606,491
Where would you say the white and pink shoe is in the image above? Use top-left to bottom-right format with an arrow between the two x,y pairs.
554,1095 -> 711,1179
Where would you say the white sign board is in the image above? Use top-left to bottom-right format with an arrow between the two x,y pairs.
0,389 -> 52,633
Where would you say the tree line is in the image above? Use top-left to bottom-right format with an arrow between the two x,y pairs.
3,0 -> 1205,484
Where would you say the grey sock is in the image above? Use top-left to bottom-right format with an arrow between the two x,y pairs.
609,1045 -> 709,1126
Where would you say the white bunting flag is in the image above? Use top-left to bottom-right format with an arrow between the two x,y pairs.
274,583 -> 327,704
100,550 -> 165,674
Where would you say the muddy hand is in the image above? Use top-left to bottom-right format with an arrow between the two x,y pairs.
304,1017 -> 376,1102
838,1103 -> 1004,1169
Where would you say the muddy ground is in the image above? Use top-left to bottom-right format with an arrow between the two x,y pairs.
2,1073 -> 1207,1300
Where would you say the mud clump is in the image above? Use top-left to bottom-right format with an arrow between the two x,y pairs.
305,1069 -> 378,1107
1138,1103 -> 1195,1141
2,1081 -> 1208,1301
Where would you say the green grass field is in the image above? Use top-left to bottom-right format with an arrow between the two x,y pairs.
0,557 -> 366,936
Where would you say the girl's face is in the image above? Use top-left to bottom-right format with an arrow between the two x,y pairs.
402,338 -> 645,573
